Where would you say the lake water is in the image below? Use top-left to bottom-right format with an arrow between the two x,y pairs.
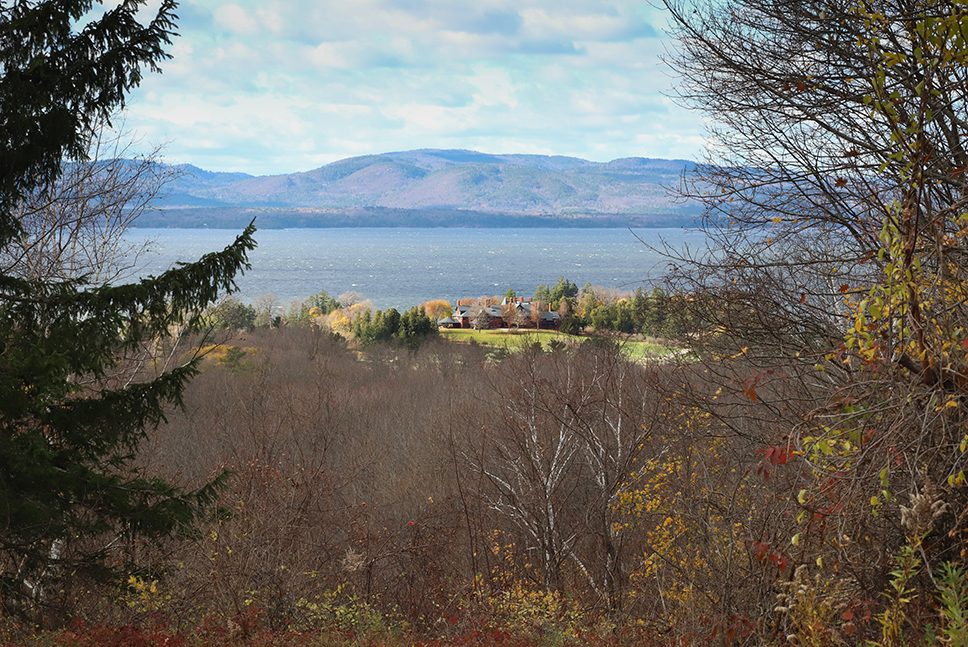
125,228 -> 709,312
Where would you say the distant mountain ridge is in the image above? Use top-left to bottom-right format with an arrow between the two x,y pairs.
146,149 -> 701,228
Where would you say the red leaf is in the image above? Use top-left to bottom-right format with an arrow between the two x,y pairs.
744,370 -> 767,403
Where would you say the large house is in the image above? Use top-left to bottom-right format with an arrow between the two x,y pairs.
440,297 -> 561,330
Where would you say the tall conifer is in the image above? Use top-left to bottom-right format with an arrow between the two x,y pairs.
0,0 -> 256,612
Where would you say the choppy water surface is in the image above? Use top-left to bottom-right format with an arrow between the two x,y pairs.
125,228 -> 708,311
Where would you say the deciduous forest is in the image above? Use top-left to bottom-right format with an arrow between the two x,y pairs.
5,0 -> 968,646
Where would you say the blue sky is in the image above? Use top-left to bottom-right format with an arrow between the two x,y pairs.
122,0 -> 707,176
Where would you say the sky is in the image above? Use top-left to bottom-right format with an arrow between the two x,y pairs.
118,0 -> 708,176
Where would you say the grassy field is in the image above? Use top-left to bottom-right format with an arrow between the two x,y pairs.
438,328 -> 678,360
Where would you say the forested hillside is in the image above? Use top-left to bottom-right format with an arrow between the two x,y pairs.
141,151 -> 701,228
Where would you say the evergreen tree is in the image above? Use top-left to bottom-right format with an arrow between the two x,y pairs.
547,276 -> 578,310
353,306 -> 436,350
558,315 -> 583,336
642,286 -> 668,337
533,282 -> 552,303
534,276 -> 578,310
590,304 -> 613,332
308,290 -> 340,316
352,310 -> 375,345
0,0 -> 256,614
631,287 -> 649,331
207,296 -> 257,331
613,299 -> 636,334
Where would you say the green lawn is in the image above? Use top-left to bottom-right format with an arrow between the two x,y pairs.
438,328 -> 678,360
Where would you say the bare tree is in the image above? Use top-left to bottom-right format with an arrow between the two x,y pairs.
467,343 -> 666,625
471,306 -> 491,331
499,302 -> 518,329
338,291 -> 364,308
661,0 -> 968,357
660,0 -> 968,616
253,293 -> 280,328
467,345 -> 583,593
0,119 -> 193,401
2,119 -> 177,285
529,299 -> 547,329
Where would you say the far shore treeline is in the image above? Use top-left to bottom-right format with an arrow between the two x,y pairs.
138,205 -> 694,229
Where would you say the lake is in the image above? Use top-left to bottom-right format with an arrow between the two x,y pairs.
124,228 -> 709,312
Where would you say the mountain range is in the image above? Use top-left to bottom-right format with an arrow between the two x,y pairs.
141,149 -> 702,228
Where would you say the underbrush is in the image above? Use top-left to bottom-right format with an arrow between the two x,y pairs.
438,328 -> 678,359
8,326 -> 967,647
0,603 -> 620,647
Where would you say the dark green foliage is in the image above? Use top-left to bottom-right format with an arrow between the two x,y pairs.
641,286 -> 669,337
586,286 -> 691,338
279,290 -> 343,327
0,222 -> 256,612
207,296 -> 257,331
352,308 -> 399,345
613,300 -> 637,334
549,276 -> 579,306
590,304 -> 613,332
219,346 -> 249,374
399,305 -> 435,348
534,276 -> 578,310
0,0 -> 257,618
558,315 -> 583,336
353,306 -> 437,350
380,308 -> 402,341
308,290 -> 340,315
282,299 -> 312,326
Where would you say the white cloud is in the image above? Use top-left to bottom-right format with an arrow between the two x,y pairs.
309,42 -> 354,70
519,7 -> 650,41
213,3 -> 260,36
121,0 -> 707,174
469,67 -> 519,108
